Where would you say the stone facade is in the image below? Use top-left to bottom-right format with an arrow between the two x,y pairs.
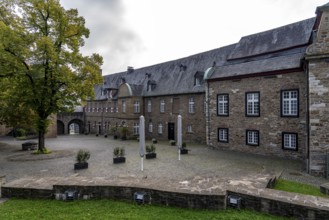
306,4 -> 329,176
79,3 -> 329,177
207,71 -> 307,160
144,93 -> 206,143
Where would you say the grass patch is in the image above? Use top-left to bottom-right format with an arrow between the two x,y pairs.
274,179 -> 327,197
0,199 -> 291,220
32,147 -> 52,154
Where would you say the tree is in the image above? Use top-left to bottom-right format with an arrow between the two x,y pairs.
0,0 -> 103,152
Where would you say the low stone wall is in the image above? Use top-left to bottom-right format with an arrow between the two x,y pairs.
2,183 -> 329,219
52,185 -> 226,210
227,188 -> 329,220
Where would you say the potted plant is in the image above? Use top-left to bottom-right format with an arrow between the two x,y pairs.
113,147 -> 126,164
74,149 -> 90,170
180,142 -> 189,154
152,138 -> 157,144
145,144 -> 156,159
120,127 -> 129,140
169,140 -> 176,146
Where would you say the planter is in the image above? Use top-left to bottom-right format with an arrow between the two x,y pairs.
74,162 -> 88,170
180,149 -> 189,154
113,157 -> 126,164
145,153 -> 157,159
22,141 -> 38,151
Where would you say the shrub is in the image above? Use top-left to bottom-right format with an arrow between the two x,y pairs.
146,144 -> 156,153
76,150 -> 90,163
16,128 -> 26,137
113,147 -> 125,157
182,142 -> 187,148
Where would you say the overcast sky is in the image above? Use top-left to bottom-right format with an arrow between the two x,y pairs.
59,0 -> 328,75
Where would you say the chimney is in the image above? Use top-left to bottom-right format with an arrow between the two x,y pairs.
127,66 -> 134,74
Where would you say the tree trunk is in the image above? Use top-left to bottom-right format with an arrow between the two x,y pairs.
38,129 -> 46,153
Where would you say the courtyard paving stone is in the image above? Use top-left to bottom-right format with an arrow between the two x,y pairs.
0,135 -> 327,194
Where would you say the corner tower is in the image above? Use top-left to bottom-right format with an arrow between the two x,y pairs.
306,3 -> 329,176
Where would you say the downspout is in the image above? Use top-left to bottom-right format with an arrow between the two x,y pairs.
204,67 -> 215,146
206,80 -> 211,145
305,61 -> 310,174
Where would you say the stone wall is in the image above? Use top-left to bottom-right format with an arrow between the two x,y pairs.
305,5 -> 329,177
208,71 -> 307,160
0,124 -> 11,136
227,189 -> 329,219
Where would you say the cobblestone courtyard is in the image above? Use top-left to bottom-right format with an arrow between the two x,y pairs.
0,135 -> 327,193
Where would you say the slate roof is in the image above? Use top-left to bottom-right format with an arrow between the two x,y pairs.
94,17 -> 316,100
227,17 -> 315,60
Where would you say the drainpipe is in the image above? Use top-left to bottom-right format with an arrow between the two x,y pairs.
204,67 -> 215,146
207,81 -> 211,146
305,61 -> 310,174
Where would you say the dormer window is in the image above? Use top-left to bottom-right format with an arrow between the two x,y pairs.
119,77 -> 126,85
194,71 -> 204,86
147,80 -> 156,92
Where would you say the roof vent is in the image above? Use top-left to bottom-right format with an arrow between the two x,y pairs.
179,64 -> 187,71
127,66 -> 134,74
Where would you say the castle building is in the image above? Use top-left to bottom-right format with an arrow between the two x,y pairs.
58,3 -> 329,177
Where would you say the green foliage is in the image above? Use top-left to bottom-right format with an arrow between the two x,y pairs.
0,0 -> 103,151
274,179 -> 327,197
120,127 -> 129,139
182,142 -> 187,148
76,149 -> 90,163
0,199 -> 290,220
146,144 -> 156,153
113,147 -> 125,158
33,147 -> 51,154
16,128 -> 26,137
169,140 -> 176,145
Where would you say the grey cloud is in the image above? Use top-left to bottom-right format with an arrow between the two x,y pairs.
60,0 -> 144,74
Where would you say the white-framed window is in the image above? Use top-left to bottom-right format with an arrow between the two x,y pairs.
148,122 -> 153,133
158,122 -> 163,134
134,100 -> 140,113
246,92 -> 260,116
246,130 -> 259,146
133,123 -> 139,135
218,128 -> 228,143
187,125 -> 193,133
189,97 -> 195,113
122,100 -> 126,113
147,100 -> 152,113
160,100 -> 165,113
217,94 -> 229,116
281,90 -> 298,117
282,132 -> 298,151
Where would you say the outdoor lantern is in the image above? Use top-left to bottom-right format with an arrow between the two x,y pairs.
227,195 -> 241,209
133,191 -> 149,204
64,190 -> 78,201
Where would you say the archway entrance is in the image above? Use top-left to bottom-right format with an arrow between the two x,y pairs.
68,119 -> 83,135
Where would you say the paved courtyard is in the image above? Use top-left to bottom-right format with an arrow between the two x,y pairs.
0,135 -> 327,194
